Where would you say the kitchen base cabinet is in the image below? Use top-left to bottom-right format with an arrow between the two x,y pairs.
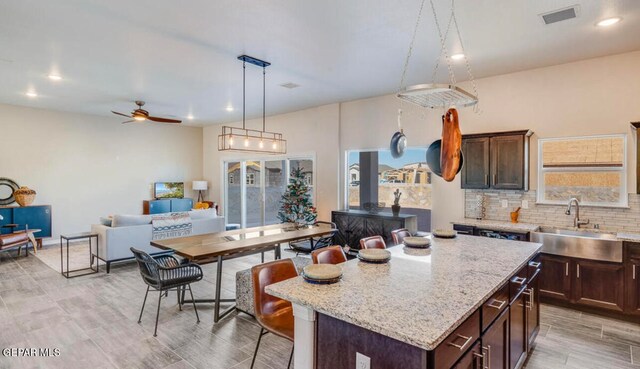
483,309 -> 510,369
525,273 -> 540,348
627,259 -> 640,315
539,254 -> 572,302
509,290 -> 527,369
574,259 -> 625,312
452,342 -> 483,369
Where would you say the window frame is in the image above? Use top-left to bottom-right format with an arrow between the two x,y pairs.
536,134 -> 628,208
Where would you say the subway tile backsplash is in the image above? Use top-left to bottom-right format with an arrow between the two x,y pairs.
464,190 -> 640,233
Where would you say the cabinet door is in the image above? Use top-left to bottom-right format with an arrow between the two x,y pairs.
627,260 -> 640,315
539,254 -> 572,302
13,205 -> 52,238
525,273 -> 540,349
170,198 -> 193,212
0,208 -> 13,235
490,135 -> 525,190
149,200 -> 171,214
461,137 -> 490,189
574,259 -> 625,312
452,341 -> 483,369
509,291 -> 527,369
364,217 -> 384,240
331,213 -> 350,246
483,308 -> 510,369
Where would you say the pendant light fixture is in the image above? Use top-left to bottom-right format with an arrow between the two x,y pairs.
218,55 -> 286,154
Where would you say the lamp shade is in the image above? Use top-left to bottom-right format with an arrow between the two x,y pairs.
192,181 -> 208,191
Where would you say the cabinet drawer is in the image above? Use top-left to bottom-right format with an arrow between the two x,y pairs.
482,282 -> 509,332
434,310 -> 481,369
509,265 -> 528,302
626,242 -> 640,259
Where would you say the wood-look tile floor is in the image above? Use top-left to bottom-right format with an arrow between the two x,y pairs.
0,247 -> 639,369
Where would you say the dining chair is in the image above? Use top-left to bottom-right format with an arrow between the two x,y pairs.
251,259 -> 297,369
391,228 -> 412,245
359,235 -> 387,249
130,247 -> 203,337
289,221 -> 339,255
311,245 -> 347,265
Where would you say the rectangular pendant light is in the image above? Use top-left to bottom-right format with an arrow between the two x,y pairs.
218,126 -> 286,154
218,55 -> 286,154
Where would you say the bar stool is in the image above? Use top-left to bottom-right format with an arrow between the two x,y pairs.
391,228 -> 412,245
311,245 -> 347,265
251,259 -> 297,369
360,235 -> 386,249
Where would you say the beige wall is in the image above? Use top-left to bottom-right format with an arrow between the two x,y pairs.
203,51 -> 640,231
203,104 -> 340,221
0,104 -> 203,241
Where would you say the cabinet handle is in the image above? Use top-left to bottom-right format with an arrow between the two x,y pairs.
633,265 -> 636,280
529,261 -> 541,268
485,345 -> 491,369
511,276 -> 526,285
577,264 -> 580,279
565,262 -> 569,276
487,299 -> 506,310
447,334 -> 473,351
523,288 -> 534,310
485,174 -> 489,186
493,174 -> 496,185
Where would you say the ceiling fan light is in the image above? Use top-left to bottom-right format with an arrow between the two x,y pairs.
134,116 -> 146,121
244,137 -> 250,147
259,140 -> 264,149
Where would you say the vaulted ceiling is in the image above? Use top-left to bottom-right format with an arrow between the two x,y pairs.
1,0 -> 639,125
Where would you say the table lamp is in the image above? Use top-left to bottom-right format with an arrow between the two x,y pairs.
192,181 -> 208,203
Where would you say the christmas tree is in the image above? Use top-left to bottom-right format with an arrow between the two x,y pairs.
277,167 -> 318,226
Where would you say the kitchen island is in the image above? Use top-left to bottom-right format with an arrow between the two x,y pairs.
267,235 -> 542,369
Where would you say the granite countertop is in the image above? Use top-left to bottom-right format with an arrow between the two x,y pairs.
452,219 -> 540,233
267,235 -> 541,351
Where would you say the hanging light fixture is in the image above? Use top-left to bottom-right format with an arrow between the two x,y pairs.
218,55 -> 287,154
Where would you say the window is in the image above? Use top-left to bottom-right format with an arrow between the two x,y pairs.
246,173 -> 255,185
537,134 -> 627,207
346,148 -> 432,230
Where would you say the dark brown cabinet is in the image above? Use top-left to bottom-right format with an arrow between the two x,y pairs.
331,210 -> 417,249
509,290 -> 527,369
461,130 -> 531,191
574,259 -> 625,312
461,137 -> 490,189
539,254 -> 572,302
452,341 -> 483,369
525,272 -> 540,348
482,308 -> 510,369
626,259 -> 640,315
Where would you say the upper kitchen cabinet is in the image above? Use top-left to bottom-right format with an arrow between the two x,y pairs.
461,130 -> 532,191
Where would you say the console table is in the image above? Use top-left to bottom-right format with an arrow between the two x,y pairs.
331,210 -> 417,249
0,205 -> 52,247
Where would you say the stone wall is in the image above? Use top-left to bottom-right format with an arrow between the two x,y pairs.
465,190 -> 640,233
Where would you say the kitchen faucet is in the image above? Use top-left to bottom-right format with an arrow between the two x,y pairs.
565,198 -> 589,228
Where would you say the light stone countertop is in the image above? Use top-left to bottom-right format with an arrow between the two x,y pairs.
452,219 -> 541,233
615,233 -> 640,242
267,235 -> 542,351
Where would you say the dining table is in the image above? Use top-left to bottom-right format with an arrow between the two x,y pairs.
150,222 -> 335,322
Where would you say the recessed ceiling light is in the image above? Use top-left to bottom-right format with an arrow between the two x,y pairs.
187,114 -> 194,120
225,105 -> 234,112
596,17 -> 622,27
451,53 -> 465,60
48,74 -> 62,81
280,82 -> 300,89
25,91 -> 38,98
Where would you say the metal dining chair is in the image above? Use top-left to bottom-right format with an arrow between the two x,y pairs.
311,245 -> 347,265
391,228 -> 412,245
130,247 -> 203,336
288,221 -> 338,255
251,259 -> 297,369
360,235 -> 387,249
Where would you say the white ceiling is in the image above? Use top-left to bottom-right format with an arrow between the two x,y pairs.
1,0 -> 639,126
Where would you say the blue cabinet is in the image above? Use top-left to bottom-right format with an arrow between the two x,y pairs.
143,199 -> 193,214
0,205 -> 52,239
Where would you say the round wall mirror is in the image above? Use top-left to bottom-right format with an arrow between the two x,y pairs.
0,178 -> 19,205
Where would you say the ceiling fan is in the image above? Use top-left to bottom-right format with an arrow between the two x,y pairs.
111,101 -> 182,124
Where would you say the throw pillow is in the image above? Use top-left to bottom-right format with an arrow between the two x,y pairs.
111,214 -> 153,227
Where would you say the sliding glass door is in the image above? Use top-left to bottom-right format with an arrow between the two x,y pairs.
224,156 -> 314,228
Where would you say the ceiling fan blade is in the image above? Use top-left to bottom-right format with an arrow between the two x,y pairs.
147,116 -> 182,123
112,111 -> 133,118
121,120 -> 136,124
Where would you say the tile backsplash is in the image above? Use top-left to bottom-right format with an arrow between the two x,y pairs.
465,190 -> 640,233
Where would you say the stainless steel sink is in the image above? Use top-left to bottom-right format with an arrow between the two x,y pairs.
531,227 -> 622,262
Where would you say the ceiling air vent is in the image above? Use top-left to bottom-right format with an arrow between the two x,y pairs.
280,82 -> 300,89
540,5 -> 579,25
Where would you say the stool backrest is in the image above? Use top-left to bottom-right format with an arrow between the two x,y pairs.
251,259 -> 297,324
359,235 -> 386,249
311,245 -> 347,265
391,228 -> 412,245
130,247 -> 161,287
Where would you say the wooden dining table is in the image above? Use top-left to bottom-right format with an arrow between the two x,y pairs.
150,222 -> 335,322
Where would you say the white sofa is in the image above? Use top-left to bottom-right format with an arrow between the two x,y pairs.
91,210 -> 225,272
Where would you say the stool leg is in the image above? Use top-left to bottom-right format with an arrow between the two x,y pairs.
288,345 -> 294,369
154,290 -> 162,337
187,284 -> 199,323
138,286 -> 150,323
251,328 -> 266,369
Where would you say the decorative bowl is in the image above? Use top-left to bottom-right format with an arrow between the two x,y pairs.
358,249 -> 391,263
403,237 -> 431,248
433,229 -> 457,239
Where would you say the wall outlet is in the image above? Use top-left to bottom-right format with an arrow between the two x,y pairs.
522,200 -> 529,209
501,199 -> 508,208
356,352 -> 371,369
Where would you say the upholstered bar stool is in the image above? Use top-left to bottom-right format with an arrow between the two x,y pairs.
251,259 -> 297,369
311,245 -> 347,265
391,228 -> 412,245
360,235 -> 386,249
